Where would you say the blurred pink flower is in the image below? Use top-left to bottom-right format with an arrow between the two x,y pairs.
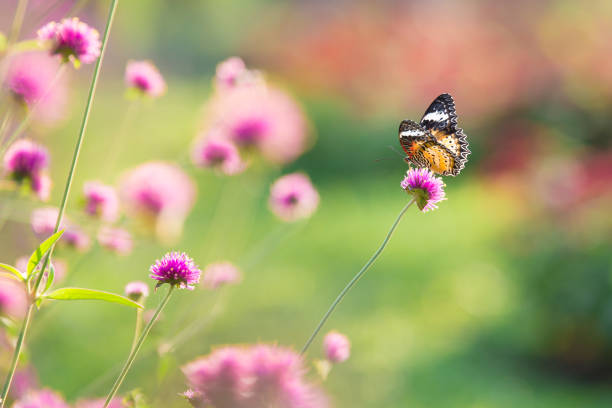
183,344 -> 327,408
124,281 -> 149,301
3,51 -> 68,124
119,162 -> 196,241
150,252 -> 201,290
97,226 -> 133,255
0,276 -> 27,319
3,139 -> 52,201
30,207 -> 61,237
38,18 -> 101,66
74,398 -> 123,408
125,60 -> 166,98
203,84 -> 309,164
83,181 -> 120,222
63,225 -> 91,252
202,262 -> 242,290
401,168 -> 446,212
9,367 -> 38,400
323,331 -> 350,363
13,389 -> 69,408
269,173 -> 319,222
214,57 -> 262,91
191,134 -> 245,175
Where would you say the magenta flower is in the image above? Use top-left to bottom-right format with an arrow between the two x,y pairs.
125,60 -> 166,98
202,262 -> 242,290
97,226 -> 133,255
203,83 -> 309,164
30,207 -> 62,237
323,331 -> 350,363
150,252 -> 201,290
191,134 -> 245,175
75,398 -> 123,408
63,225 -> 91,251
13,389 -> 69,408
37,18 -> 101,66
119,162 -> 196,241
3,139 -> 52,200
401,168 -> 446,212
124,281 -> 149,301
83,181 -> 120,222
0,276 -> 27,319
183,344 -> 327,408
3,51 -> 68,123
269,173 -> 320,222
9,367 -> 38,400
214,57 -> 262,91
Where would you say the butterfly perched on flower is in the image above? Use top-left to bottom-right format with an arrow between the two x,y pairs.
398,93 -> 470,176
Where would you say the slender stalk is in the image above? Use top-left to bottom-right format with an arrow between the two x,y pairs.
0,109 -> 13,145
103,285 -> 174,408
0,1 -> 120,403
9,0 -> 29,45
0,304 -> 33,404
300,199 -> 416,355
130,309 -> 143,353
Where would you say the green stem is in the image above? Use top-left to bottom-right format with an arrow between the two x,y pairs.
0,109 -> 13,145
8,0 -> 29,45
130,309 -> 143,354
300,199 -> 415,355
0,1 -> 120,403
0,304 -> 33,405
103,285 -> 174,408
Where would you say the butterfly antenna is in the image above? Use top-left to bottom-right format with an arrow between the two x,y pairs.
387,145 -> 405,158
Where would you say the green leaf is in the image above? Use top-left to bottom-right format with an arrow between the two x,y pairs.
43,287 -> 143,309
42,264 -> 55,294
0,263 -> 26,281
27,230 -> 64,277
0,32 -> 7,54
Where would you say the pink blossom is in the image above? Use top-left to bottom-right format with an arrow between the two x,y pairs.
97,226 -> 133,255
124,281 -> 149,301
125,60 -> 166,98
323,331 -> 350,363
3,140 -> 52,201
83,181 -> 120,222
191,134 -> 245,175
13,389 -> 69,408
30,207 -> 61,237
202,262 -> 242,290
401,168 -> 446,212
0,276 -> 27,319
38,18 -> 101,66
269,173 -> 320,222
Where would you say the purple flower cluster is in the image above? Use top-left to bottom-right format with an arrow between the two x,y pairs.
30,207 -> 90,252
191,135 -> 245,175
38,18 -> 101,66
401,168 -> 446,212
183,344 -> 327,408
150,252 -> 201,290
83,181 -> 120,222
125,60 -> 166,98
3,140 -> 52,201
323,331 -> 351,363
269,173 -> 320,222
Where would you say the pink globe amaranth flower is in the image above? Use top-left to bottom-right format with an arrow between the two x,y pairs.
13,388 -> 69,408
119,161 -> 196,241
150,252 -> 201,290
0,276 -> 27,319
38,18 -> 101,66
75,398 -> 122,408
202,262 -> 242,290
63,225 -> 91,251
191,135 -> 245,175
183,344 -> 328,408
125,60 -> 166,98
203,84 -> 310,164
9,367 -> 38,400
323,331 -> 350,363
269,173 -> 320,222
401,168 -> 446,212
97,226 -> 133,255
3,140 -> 52,200
125,281 -> 149,301
30,207 -> 61,237
3,51 -> 68,123
83,181 -> 120,222
214,57 -> 263,92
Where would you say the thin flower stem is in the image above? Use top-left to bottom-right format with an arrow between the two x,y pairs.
103,285 -> 174,408
0,1 -> 120,403
300,198 -> 416,355
0,109 -> 13,145
9,0 -> 29,45
130,309 -> 143,353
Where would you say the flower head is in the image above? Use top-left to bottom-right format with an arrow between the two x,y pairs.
30,207 -> 61,237
202,262 -> 242,290
83,181 -> 120,222
3,140 -> 51,200
125,60 -> 166,98
97,226 -> 133,255
150,252 -> 201,290
214,57 -> 262,91
269,173 -> 320,222
3,51 -> 67,123
401,168 -> 446,212
119,162 -> 196,242
323,331 -> 350,363
183,344 -> 327,408
0,276 -> 27,319
63,225 -> 91,251
202,83 -> 309,164
38,18 -> 101,66
125,281 -> 149,302
191,135 -> 245,175
13,389 -> 69,408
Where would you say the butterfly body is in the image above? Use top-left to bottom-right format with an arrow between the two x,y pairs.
399,93 -> 470,176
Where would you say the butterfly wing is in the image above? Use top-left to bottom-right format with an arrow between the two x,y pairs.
398,119 -> 429,157
420,93 -> 470,176
411,140 -> 457,176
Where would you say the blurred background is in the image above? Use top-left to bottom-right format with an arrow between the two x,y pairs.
1,0 -> 612,407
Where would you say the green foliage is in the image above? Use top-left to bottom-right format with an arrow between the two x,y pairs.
0,263 -> 26,282
123,389 -> 151,408
43,288 -> 144,309
27,230 -> 64,278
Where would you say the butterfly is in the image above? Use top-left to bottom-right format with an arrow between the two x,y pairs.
398,93 -> 470,176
